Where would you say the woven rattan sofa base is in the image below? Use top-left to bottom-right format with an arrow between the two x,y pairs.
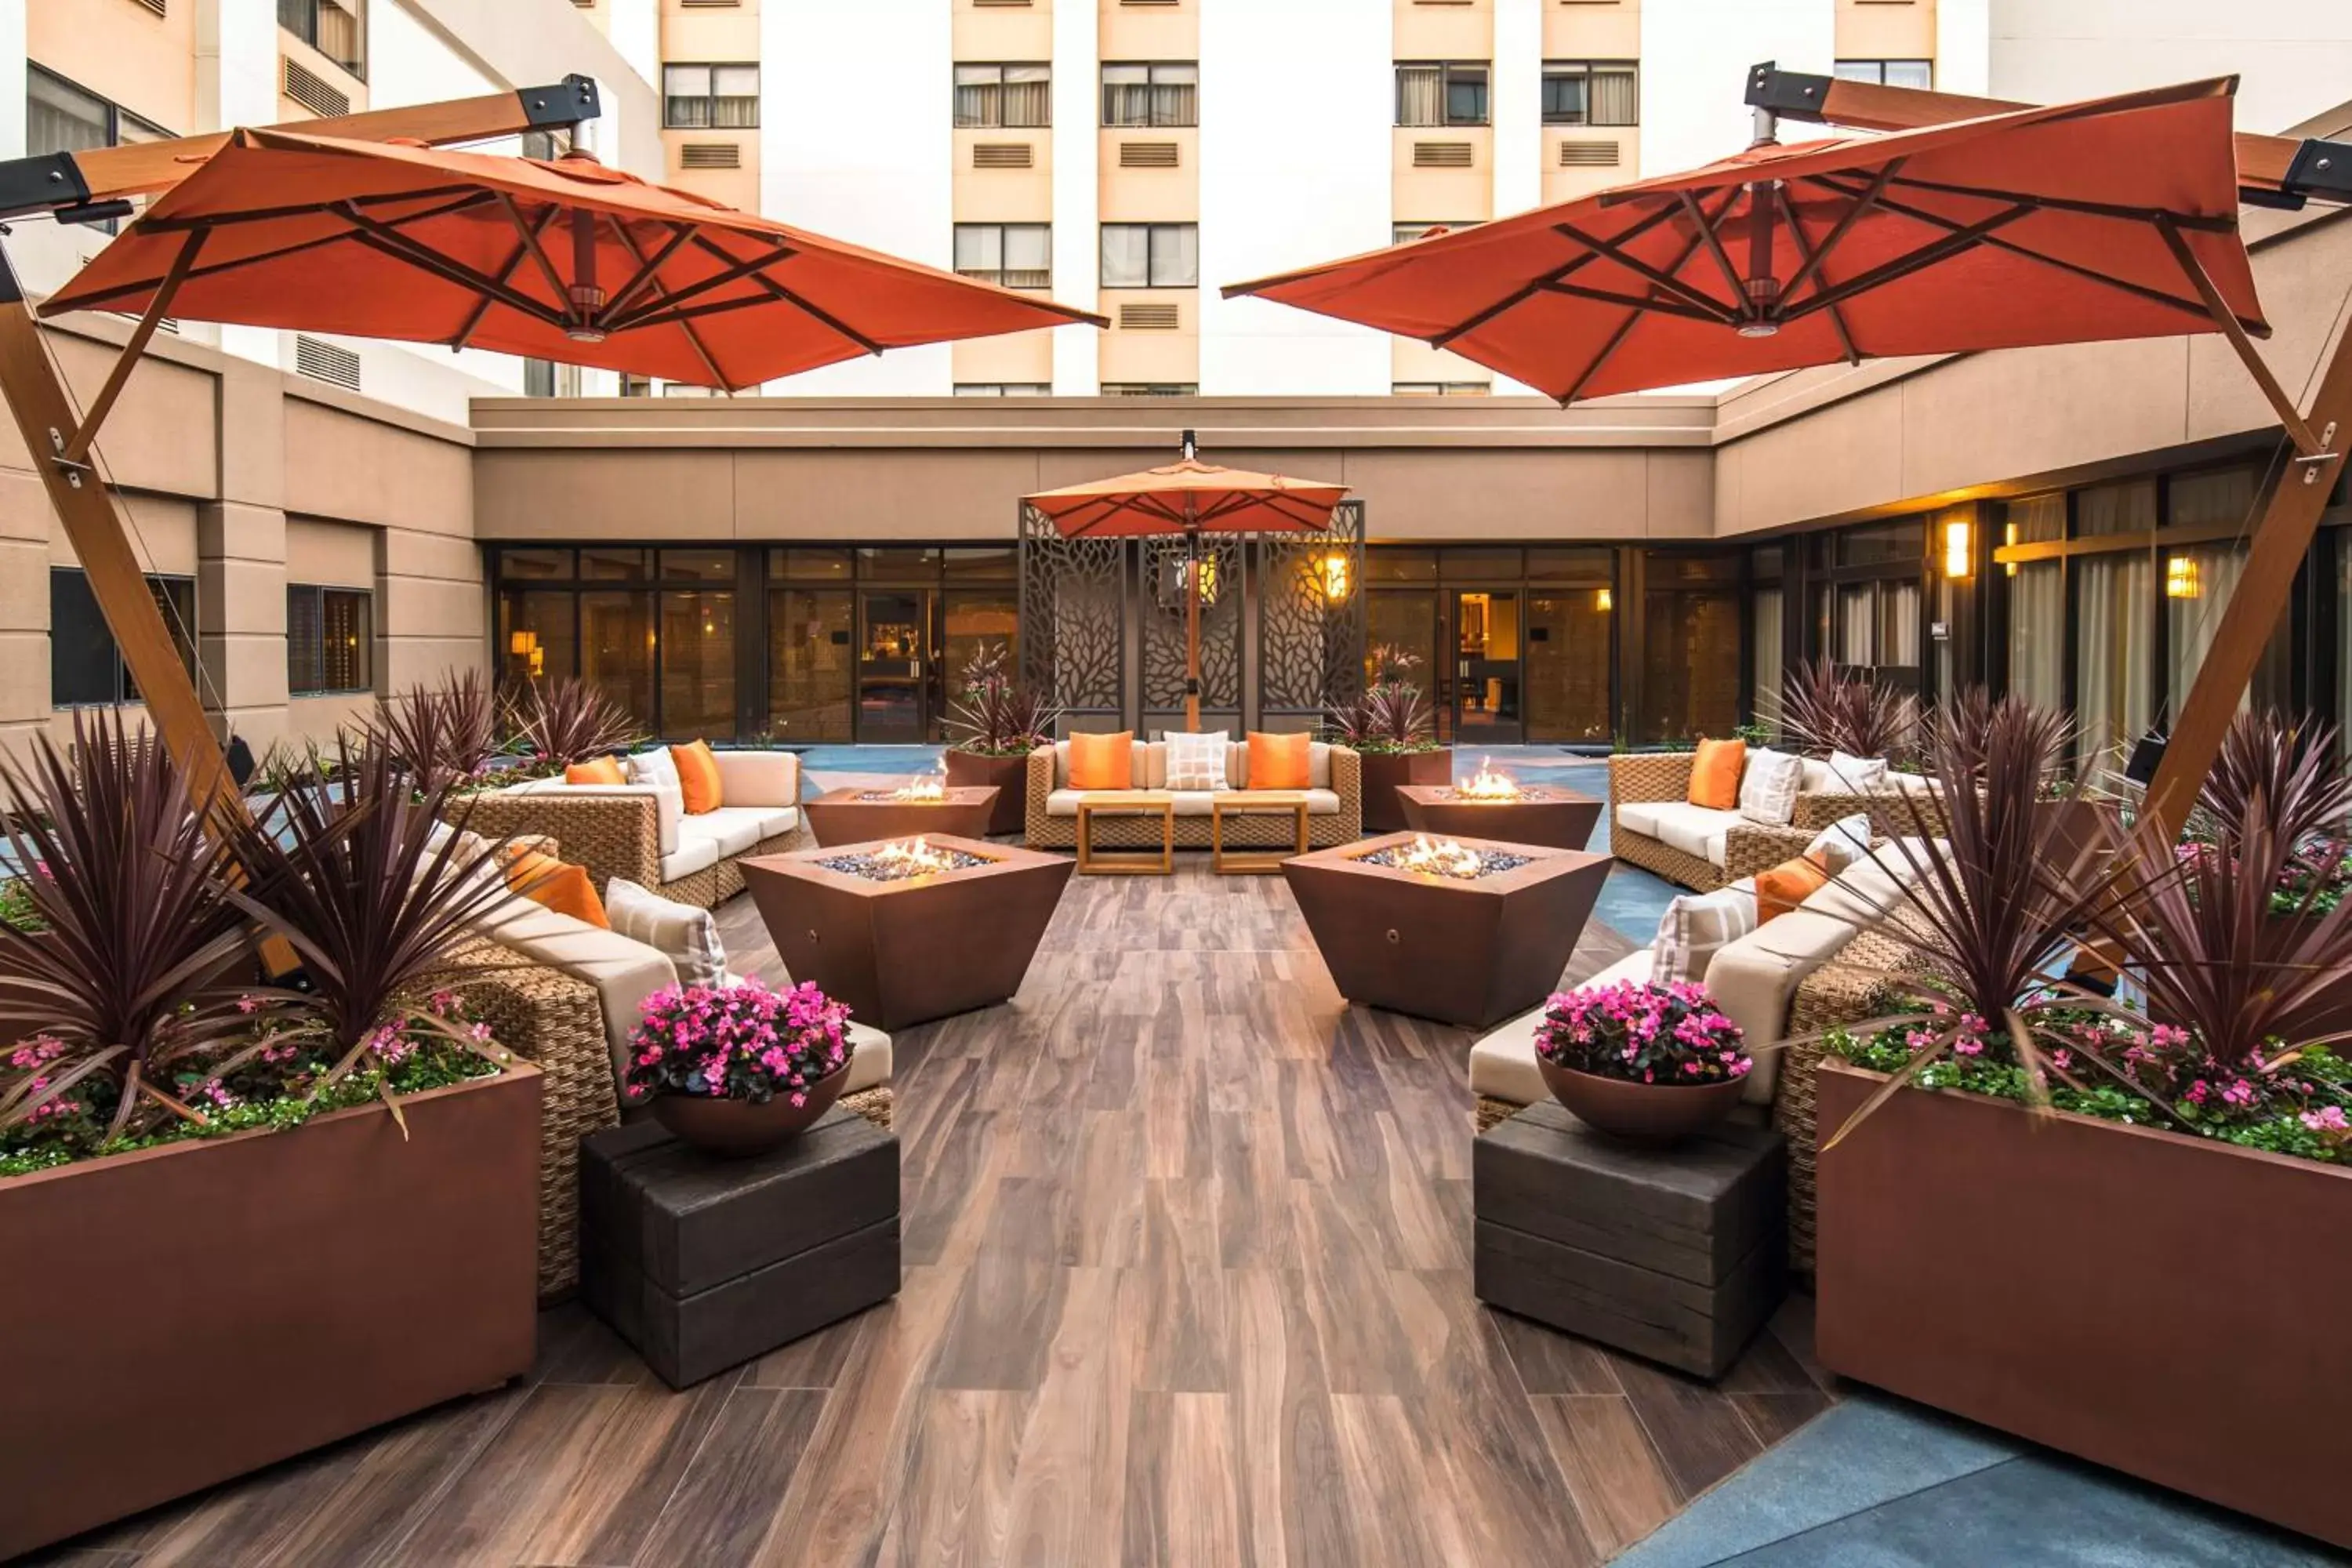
442,937 -> 622,1299
1475,1094 -> 1520,1135
1024,745 -> 1363,851
1609,820 -> 1733,892
717,822 -> 815,899
839,1086 -> 892,1131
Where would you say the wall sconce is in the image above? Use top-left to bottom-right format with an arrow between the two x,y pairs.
509,630 -> 539,656
1594,587 -> 1613,612
1942,518 -> 1973,579
1319,553 -> 1351,601
2003,521 -> 2018,577
1180,553 -> 1220,607
2165,555 -> 2201,599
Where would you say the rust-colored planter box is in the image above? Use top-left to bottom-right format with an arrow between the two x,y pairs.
0,1065 -> 543,1562
803,786 -> 1003,848
945,750 -> 1029,835
1359,747 -> 1453,833
1815,1062 -> 2352,1551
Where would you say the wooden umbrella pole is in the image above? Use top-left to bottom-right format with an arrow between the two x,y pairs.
1185,517 -> 1203,732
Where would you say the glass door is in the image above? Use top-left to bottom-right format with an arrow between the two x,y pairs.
1450,587 -> 1523,744
857,589 -> 930,743
1526,586 -> 1613,742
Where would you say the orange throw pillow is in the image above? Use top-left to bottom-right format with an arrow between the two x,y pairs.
1068,731 -> 1134,791
565,755 -> 625,786
505,849 -> 610,929
1687,737 -> 1747,809
1247,731 -> 1312,791
1755,851 -> 1832,924
670,740 -> 724,815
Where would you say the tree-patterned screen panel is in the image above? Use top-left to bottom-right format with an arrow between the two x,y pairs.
1018,503 -> 1126,718
1260,500 -> 1366,720
1140,534 -> 1243,713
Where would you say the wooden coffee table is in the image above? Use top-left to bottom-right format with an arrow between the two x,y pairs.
1210,789 -> 1310,875
803,786 -> 1001,848
1396,783 -> 1603,852
1074,791 -> 1174,875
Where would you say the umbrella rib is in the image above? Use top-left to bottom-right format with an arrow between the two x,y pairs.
604,218 -> 734,390
1875,173 -> 2240,232
1783,204 -> 2036,321
604,235 -> 799,332
1429,199 -> 1686,351
451,201 -> 559,350
1777,159 -> 1902,304
1676,190 -> 1751,312
596,222 -> 697,328
670,234 -> 885,357
1551,219 -> 1739,323
1559,188 -> 1739,405
333,205 -> 568,327
604,291 -> 789,332
1536,279 -> 1726,323
139,183 -> 486,233
491,192 -> 575,314
1773,184 -> 1861,365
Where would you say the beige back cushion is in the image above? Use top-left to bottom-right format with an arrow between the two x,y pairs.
1053,737 -> 1335,791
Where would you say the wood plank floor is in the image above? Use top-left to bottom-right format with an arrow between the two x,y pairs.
40,864 -> 1832,1568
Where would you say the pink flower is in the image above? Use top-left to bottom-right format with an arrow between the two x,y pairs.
2301,1106 -> 2348,1132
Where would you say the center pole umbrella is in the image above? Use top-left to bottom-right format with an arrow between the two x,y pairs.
1024,433 -> 1348,731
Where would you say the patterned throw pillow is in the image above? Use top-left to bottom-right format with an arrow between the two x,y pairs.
1164,731 -> 1230,792
1805,812 -> 1874,873
1737,747 -> 1804,826
605,877 -> 732,989
1651,884 -> 1759,986
1827,751 -> 1889,792
626,748 -> 681,790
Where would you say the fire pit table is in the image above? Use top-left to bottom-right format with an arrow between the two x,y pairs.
741,834 -> 1072,1031
1396,782 -> 1602,852
1283,832 -> 1611,1030
802,784 -> 1003,848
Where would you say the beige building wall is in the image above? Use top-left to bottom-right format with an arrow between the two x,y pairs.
27,0 -> 195,134
1835,0 -> 1938,63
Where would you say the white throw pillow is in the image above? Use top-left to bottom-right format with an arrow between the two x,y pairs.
1163,730 -> 1229,792
626,748 -> 681,790
605,877 -> 731,989
1804,813 -> 1875,874
1737,747 -> 1804,826
1826,752 -> 1889,793
1651,882 -> 1759,987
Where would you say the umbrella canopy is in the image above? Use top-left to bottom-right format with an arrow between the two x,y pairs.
1025,457 -> 1348,539
39,126 -> 1105,390
1224,78 -> 2265,404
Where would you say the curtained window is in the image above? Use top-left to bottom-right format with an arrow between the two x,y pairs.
1102,63 -> 1196,128
2004,494 -> 2066,716
954,224 -> 1051,289
955,64 -> 1050,129
664,64 -> 759,129
1100,223 -> 1197,288
1396,62 -> 1487,128
2163,466 -> 2288,718
1541,62 -> 1638,126
2072,479 -> 2158,779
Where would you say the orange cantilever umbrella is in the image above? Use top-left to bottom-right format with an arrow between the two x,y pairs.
1025,434 -> 1348,730
1224,78 -> 2265,404
40,125 -> 1105,390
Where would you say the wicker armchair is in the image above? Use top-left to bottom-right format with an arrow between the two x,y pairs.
1606,753 -> 1819,891
459,786 -> 811,909
1024,742 -> 1363,851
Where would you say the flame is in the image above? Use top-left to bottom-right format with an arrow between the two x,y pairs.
871,836 -> 959,876
1394,835 -> 1490,878
892,773 -> 948,803
1454,758 -> 1522,801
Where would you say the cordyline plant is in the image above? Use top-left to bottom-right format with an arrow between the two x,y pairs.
221,737 -> 517,1115
0,713 -> 255,1142
1769,656 -> 1922,764
508,675 -> 643,768
1328,643 -> 1439,753
946,642 -> 1058,757
365,669 -> 501,793
2195,707 -> 2352,858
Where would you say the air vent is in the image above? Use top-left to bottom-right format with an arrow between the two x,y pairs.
1558,140 -> 1621,167
972,143 -> 1034,169
1120,1 -> 1179,6
1412,141 -> 1474,169
679,143 -> 741,169
131,0 -> 167,14
282,57 -> 350,118
1119,141 -> 1180,169
1117,303 -> 1181,331
971,0 -> 1032,7
680,0 -> 741,6
294,336 -> 361,392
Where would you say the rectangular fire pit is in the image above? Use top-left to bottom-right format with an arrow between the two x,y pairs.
1283,832 -> 1611,1029
803,785 -> 1003,848
740,834 -> 1071,1031
1396,782 -> 1603,852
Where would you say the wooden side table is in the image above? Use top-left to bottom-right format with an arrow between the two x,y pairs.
1074,791 -> 1174,875
1210,789 -> 1311,874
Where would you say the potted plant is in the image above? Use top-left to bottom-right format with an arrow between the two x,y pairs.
1330,644 -> 1450,832
0,721 -> 539,1562
626,978 -> 855,1156
506,673 -> 645,773
1806,692 -> 2352,1551
364,667 -> 503,794
1533,978 -> 1752,1142
943,642 -> 1057,834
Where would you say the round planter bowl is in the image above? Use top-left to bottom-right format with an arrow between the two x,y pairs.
1539,1058 -> 1745,1145
651,1062 -> 850,1158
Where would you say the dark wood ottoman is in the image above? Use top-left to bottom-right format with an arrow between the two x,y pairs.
1473,1102 -> 1785,1379
579,1109 -> 900,1389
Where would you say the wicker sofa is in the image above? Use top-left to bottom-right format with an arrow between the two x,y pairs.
1024,738 -> 1362,851
1608,750 -> 1937,892
461,748 -> 811,908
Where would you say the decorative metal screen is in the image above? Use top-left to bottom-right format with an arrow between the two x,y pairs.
1260,500 -> 1366,720
1141,534 -> 1243,714
1018,503 -> 1126,718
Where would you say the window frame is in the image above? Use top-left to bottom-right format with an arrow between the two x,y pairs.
1100,60 -> 1199,129
953,61 -> 1052,130
285,583 -> 376,697
1099,223 -> 1200,289
1832,60 -> 1934,89
27,66 -> 172,238
953,383 -> 1053,397
952,223 -> 1054,290
1395,60 -> 1490,129
662,62 -> 761,130
1100,383 -> 1200,397
1540,60 -> 1639,127
49,567 -> 198,710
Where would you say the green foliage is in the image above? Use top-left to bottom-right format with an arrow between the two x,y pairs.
0,878 -> 44,935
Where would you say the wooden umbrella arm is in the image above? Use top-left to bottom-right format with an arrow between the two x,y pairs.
2157,216 -> 2332,459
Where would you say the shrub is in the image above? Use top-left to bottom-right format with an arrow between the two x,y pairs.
507,676 -> 643,769
946,643 -> 1057,757
1768,655 -> 1922,763
1327,643 -> 1438,753
626,979 -> 852,1105
365,670 -> 500,793
1534,979 -> 1751,1087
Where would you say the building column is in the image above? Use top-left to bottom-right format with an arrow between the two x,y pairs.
1050,0 -> 1100,394
201,356 -> 289,751
376,527 -> 490,695
1934,0 -> 1993,97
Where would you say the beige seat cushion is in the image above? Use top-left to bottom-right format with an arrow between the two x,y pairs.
474,895 -> 680,1078
844,1021 -> 891,1095
1616,801 -> 1665,837
679,806 -> 768,858
1646,802 -> 1746,866
710,749 -> 800,810
1468,949 -> 1653,1108
1709,910 -> 1867,1104
658,834 -> 720,883
1047,786 -> 1341,818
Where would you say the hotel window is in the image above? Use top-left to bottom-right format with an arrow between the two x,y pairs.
278,0 -> 366,79
2003,493 -> 2066,717
663,64 -> 760,130
1834,60 -> 1933,89
1101,223 -> 1198,289
953,223 -> 1051,289
286,586 -> 373,696
1392,222 -> 1477,245
1396,61 -> 1489,128
1541,61 -> 1639,127
954,63 -> 1051,129
953,383 -> 1052,396
2071,477 -> 2157,780
29,67 -> 169,230
1101,383 -> 1199,397
50,568 -> 198,710
1750,546 -> 1785,728
1102,63 -> 1197,128
1392,383 -> 1491,397
2163,464 -> 2288,720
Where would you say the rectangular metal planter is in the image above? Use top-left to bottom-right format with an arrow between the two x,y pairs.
1815,1062 -> 2352,1551
0,1064 -> 543,1560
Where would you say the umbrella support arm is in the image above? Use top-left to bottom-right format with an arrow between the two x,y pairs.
2158,216 -> 2332,460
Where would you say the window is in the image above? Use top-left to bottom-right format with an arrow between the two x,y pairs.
1100,223 -> 1198,289
1541,61 -> 1638,126
953,223 -> 1052,289
29,67 -> 169,233
1834,60 -> 1933,89
663,64 -> 760,129
278,0 -> 365,78
954,63 -> 1050,129
953,383 -> 1052,396
1392,382 -> 1491,397
1396,61 -> 1488,128
1102,62 -> 1197,127
1392,221 -> 1475,245
1101,383 -> 1199,397
523,360 -> 583,397
50,568 -> 197,709
287,586 -> 373,695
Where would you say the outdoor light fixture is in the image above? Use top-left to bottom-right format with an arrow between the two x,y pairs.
1181,553 -> 1220,606
1943,518 -> 1973,579
1595,587 -> 1613,612
2166,555 -> 2201,599
564,203 -> 608,343
2004,521 -> 2019,577
1320,552 -> 1351,601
